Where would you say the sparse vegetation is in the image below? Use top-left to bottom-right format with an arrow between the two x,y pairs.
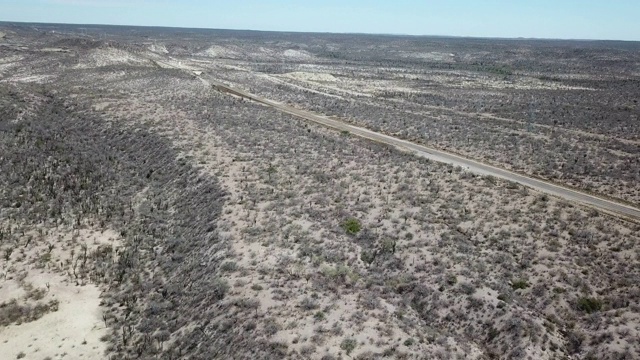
0,23 -> 638,360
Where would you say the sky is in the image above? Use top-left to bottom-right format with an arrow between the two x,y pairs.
1,0 -> 639,41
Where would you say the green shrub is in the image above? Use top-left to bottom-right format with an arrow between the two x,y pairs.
321,265 -> 357,283
340,338 -> 357,355
342,218 -> 361,235
251,284 -> 263,291
300,297 -> 319,311
212,278 -> 230,300
313,311 -> 326,321
511,279 -> 529,290
220,261 -> 237,272
577,297 -> 602,313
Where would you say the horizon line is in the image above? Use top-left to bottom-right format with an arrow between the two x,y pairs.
1,20 -> 638,43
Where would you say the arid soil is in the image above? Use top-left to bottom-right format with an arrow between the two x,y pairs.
1,23 -> 639,360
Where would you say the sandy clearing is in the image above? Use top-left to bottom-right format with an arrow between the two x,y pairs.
0,64 -> 18,76
425,73 -> 594,91
93,101 -> 113,112
75,48 -> 148,69
0,274 -> 107,360
285,71 -> 338,83
283,49 -> 314,61
39,48 -> 71,53
0,280 -> 25,304
148,44 -> 168,54
399,51 -> 456,62
264,74 -> 346,100
0,227 -> 119,360
0,56 -> 24,65
5,75 -> 54,83
198,45 -> 240,59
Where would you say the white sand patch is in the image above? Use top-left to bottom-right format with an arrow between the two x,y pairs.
7,75 -> 54,83
400,51 -> 456,62
189,58 -> 217,66
148,43 -> 168,54
534,73 -> 598,80
283,49 -> 314,61
0,275 -> 107,360
198,45 -> 240,59
257,46 -> 278,57
76,48 -> 148,69
0,280 -> 25,303
354,79 -> 425,96
0,63 -> 17,76
220,64 -> 250,72
279,73 -> 424,99
93,101 -> 113,112
608,148 -> 638,158
0,55 -> 24,64
0,56 -> 25,77
0,227 -> 120,359
148,54 -> 205,72
74,228 -> 121,250
39,48 -> 71,53
428,72 -> 594,91
285,71 -> 338,83
264,74 -> 346,100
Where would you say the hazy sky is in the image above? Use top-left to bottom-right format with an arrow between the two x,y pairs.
1,0 -> 639,41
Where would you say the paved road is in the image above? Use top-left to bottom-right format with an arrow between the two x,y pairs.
143,54 -> 640,222
202,76 -> 640,222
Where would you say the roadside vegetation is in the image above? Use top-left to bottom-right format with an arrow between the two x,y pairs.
1,23 -> 639,359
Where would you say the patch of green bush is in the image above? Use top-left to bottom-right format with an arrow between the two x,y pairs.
511,279 -> 529,290
212,278 -> 230,300
313,311 -> 326,321
342,218 -> 361,235
251,284 -> 263,291
220,261 -> 238,272
577,297 -> 602,313
340,338 -> 357,355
